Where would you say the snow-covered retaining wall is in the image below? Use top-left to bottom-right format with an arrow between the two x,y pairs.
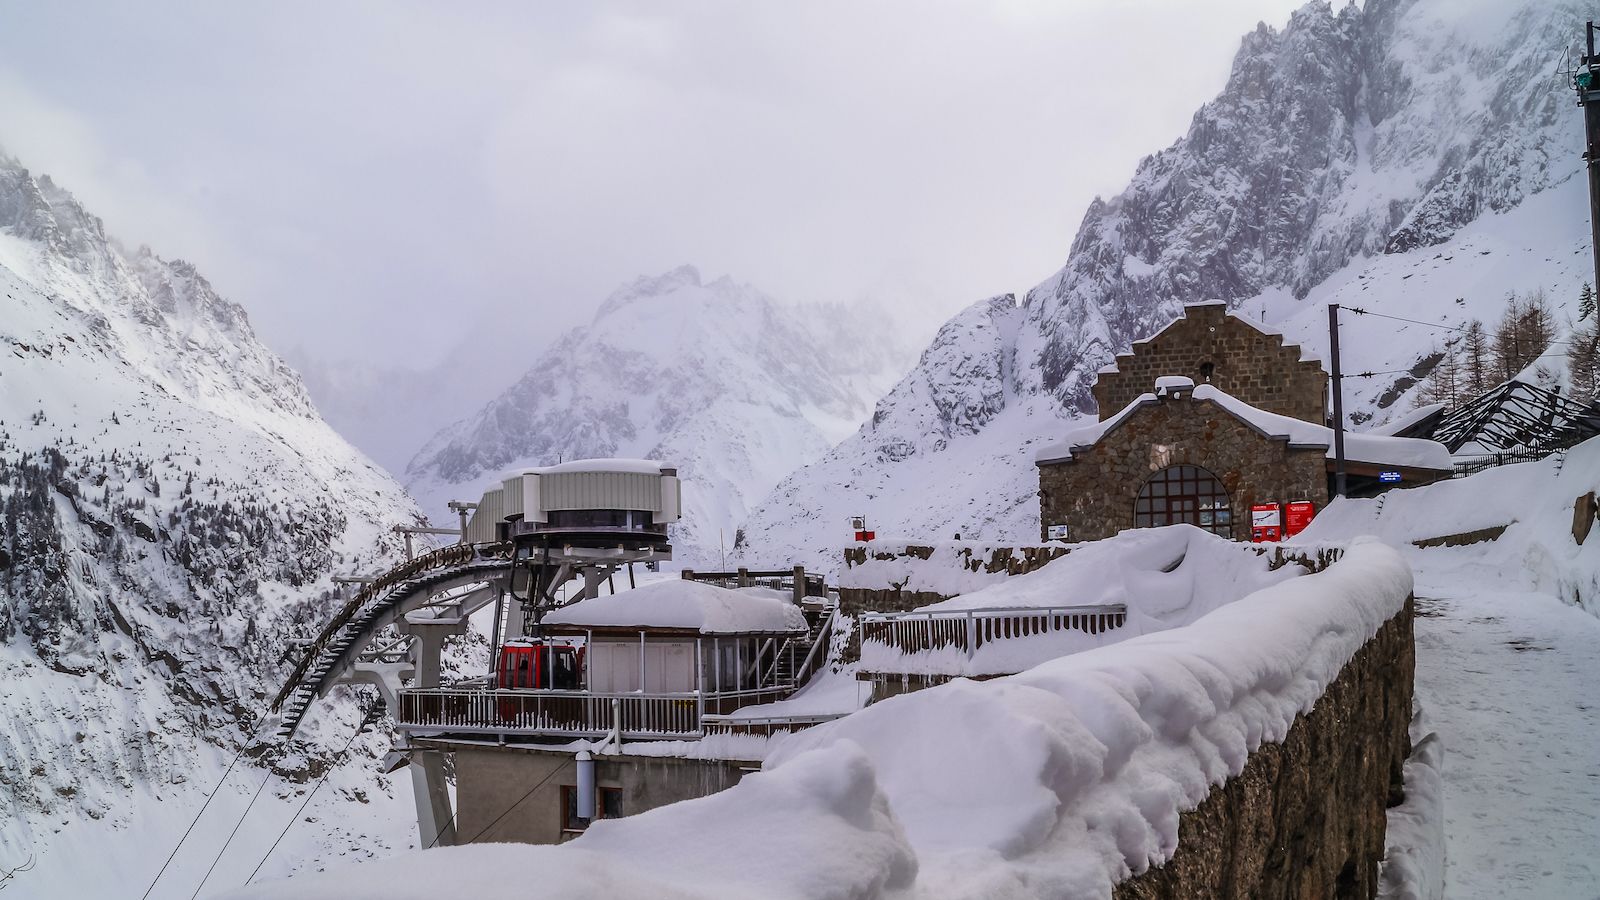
838,540 -> 1071,615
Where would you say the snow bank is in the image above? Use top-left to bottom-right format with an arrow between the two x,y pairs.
774,538 -> 1413,896
1299,437 -> 1600,617
222,742 -> 915,900
542,580 -> 808,634
1378,706 -> 1446,900
862,526 -> 1304,676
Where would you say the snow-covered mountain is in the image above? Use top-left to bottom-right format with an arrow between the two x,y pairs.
739,0 -> 1593,570
404,266 -> 915,561
0,155 -> 425,895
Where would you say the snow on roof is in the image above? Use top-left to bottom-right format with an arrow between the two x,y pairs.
1369,403 -> 1446,438
542,580 -> 807,634
513,458 -> 667,478
1037,383 -> 1453,471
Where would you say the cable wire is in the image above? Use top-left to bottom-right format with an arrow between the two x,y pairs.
242,710 -> 373,886
141,714 -> 272,900
189,755 -> 277,899
450,756 -> 574,848
1345,306 -> 1587,347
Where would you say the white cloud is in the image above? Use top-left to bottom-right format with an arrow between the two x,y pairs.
0,1 -> 1308,369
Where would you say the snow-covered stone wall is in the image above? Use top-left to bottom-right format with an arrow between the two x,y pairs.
1115,596 -> 1414,899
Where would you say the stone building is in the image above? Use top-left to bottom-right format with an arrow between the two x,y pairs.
1037,303 -> 1454,543
1092,301 -> 1327,424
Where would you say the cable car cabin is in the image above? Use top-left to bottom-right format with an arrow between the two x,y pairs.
496,641 -> 583,690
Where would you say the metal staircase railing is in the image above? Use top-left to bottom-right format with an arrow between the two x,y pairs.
272,541 -> 512,739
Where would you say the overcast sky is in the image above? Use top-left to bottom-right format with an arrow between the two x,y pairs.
0,0 -> 1308,370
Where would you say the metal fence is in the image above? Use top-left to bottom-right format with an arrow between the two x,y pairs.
700,712 -> 848,737
859,603 -> 1128,659
395,687 -> 792,740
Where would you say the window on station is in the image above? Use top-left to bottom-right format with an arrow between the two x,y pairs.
1133,465 -> 1232,536
560,785 -> 624,840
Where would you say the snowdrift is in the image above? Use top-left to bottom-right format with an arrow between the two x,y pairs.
230,538 -> 1411,899
1299,436 -> 1600,618
860,525 -> 1306,676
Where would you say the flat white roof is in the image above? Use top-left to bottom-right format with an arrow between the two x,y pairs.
543,580 -> 807,635
506,458 -> 667,479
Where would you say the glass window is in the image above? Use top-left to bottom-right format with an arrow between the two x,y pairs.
1132,465 -> 1232,537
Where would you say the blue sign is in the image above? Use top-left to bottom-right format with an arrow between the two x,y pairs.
1379,471 -> 1402,483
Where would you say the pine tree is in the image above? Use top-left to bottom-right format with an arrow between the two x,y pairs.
1462,318 -> 1491,396
1419,343 -> 1463,408
1581,283 -> 1596,321
1569,319 -> 1600,405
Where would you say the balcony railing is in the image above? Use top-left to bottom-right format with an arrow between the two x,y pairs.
860,603 -> 1128,659
701,712 -> 848,737
395,687 -> 793,740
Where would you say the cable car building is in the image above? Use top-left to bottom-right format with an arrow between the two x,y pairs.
270,458 -> 836,848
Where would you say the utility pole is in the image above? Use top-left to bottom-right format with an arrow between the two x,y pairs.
1329,303 -> 1348,499
1575,22 -> 1600,295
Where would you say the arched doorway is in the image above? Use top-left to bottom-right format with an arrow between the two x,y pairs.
1134,464 -> 1233,536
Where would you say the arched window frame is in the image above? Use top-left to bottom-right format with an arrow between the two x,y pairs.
1133,464 -> 1233,536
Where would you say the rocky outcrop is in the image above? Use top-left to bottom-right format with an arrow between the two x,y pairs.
1114,597 -> 1415,900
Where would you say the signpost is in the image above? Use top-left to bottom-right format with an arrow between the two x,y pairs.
1251,503 -> 1282,543
1284,500 -> 1316,538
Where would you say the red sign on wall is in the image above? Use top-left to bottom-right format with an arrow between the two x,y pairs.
1251,503 -> 1282,543
1284,501 -> 1316,538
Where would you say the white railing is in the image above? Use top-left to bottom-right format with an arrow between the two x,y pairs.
395,687 -> 792,739
859,603 -> 1127,658
700,712 -> 848,737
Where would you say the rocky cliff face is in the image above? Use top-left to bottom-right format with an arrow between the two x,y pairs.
740,0 -> 1589,564
1021,0 -> 1580,410
0,154 -> 423,890
404,265 -> 914,560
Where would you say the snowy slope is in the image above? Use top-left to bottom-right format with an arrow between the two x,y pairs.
0,155 -> 426,896
404,265 -> 913,562
740,0 -> 1592,566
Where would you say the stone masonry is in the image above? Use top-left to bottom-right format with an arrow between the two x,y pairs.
1093,303 -> 1327,424
1038,391 -> 1329,543
1114,597 -> 1415,900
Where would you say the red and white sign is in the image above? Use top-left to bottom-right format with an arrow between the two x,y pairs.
854,530 -> 876,542
1284,500 -> 1316,538
1250,503 -> 1282,543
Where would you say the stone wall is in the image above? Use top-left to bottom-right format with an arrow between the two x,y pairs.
1115,597 -> 1415,900
838,543 -> 1071,616
1093,303 -> 1327,424
1038,393 -> 1329,543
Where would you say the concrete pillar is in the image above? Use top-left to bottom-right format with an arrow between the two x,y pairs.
414,626 -> 448,689
792,566 -> 806,606
737,567 -> 751,588
411,749 -> 457,848
582,567 -> 605,600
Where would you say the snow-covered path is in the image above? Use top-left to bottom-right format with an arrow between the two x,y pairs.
1412,562 -> 1600,898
